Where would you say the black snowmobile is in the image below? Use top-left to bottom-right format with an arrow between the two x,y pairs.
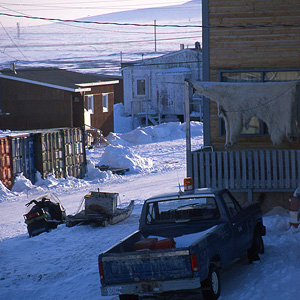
24,193 -> 66,237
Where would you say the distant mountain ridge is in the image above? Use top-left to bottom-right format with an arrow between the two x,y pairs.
81,0 -> 201,23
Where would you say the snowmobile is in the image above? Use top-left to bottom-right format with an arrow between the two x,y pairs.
24,193 -> 66,237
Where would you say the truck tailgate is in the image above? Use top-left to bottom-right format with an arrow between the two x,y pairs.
101,248 -> 193,285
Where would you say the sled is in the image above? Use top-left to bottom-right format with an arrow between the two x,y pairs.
96,165 -> 130,175
66,190 -> 134,227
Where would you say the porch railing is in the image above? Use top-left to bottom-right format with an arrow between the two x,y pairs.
191,149 -> 300,192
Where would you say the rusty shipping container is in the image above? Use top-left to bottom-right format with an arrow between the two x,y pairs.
0,136 -> 13,189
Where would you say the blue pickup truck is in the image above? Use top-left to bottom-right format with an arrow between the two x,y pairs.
98,188 -> 266,300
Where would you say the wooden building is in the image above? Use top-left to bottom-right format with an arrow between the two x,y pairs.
83,78 -> 119,137
0,67 -> 121,136
122,47 -> 202,128
190,0 -> 300,211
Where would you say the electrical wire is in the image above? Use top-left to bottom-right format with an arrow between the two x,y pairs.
2,35 -> 200,49
1,12 -> 300,29
0,21 -> 33,65
0,12 -> 201,27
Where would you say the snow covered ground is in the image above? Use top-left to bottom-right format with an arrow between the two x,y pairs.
1,118 -> 300,300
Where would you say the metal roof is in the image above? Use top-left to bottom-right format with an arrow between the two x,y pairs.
0,67 -> 120,92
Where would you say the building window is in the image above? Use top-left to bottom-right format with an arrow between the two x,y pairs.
102,93 -> 108,112
88,95 -> 94,113
136,79 -> 146,96
219,69 -> 300,136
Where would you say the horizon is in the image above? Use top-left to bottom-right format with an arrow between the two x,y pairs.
0,0 -> 192,28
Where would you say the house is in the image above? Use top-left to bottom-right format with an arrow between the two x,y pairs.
121,46 -> 202,128
82,74 -> 123,137
0,67 -> 121,136
188,0 -> 300,212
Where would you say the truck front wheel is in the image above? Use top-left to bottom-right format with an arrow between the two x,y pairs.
248,229 -> 264,263
201,264 -> 221,300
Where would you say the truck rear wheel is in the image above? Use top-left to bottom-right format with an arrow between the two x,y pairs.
119,295 -> 138,300
201,263 -> 221,300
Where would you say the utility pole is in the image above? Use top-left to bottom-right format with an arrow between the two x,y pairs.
154,20 -> 157,52
17,22 -> 20,38
185,80 -> 193,178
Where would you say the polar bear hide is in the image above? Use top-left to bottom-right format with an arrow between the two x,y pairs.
189,80 -> 299,147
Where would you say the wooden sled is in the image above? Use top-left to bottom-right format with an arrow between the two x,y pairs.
66,190 -> 134,227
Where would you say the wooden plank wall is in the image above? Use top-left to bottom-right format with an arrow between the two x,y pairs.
0,79 -> 74,130
192,149 -> 300,191
207,0 -> 300,150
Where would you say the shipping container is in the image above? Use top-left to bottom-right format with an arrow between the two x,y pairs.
33,129 -> 65,179
0,136 -> 13,189
34,127 -> 86,180
10,134 -> 36,184
60,127 -> 86,179
0,127 -> 86,189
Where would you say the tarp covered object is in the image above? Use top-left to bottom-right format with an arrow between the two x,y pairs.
189,80 -> 299,147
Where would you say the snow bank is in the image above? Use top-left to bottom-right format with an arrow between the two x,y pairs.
98,144 -> 153,173
109,121 -> 203,145
11,174 -> 34,193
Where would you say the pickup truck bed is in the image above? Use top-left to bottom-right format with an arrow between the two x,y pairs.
99,188 -> 266,300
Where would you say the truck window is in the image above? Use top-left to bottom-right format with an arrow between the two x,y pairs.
222,192 -> 241,217
145,197 -> 220,225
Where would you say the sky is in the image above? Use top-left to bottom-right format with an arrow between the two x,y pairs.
0,0 -> 189,28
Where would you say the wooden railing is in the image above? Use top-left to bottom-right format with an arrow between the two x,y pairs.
191,149 -> 300,192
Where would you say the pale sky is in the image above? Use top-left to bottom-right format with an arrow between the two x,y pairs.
0,0 -> 189,27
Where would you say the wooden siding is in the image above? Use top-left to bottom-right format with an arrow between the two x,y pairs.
192,149 -> 300,192
206,0 -> 300,150
0,78 -> 84,130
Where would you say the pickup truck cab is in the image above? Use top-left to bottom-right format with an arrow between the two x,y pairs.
99,188 -> 266,300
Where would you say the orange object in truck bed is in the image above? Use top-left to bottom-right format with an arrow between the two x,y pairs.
133,238 -> 158,251
155,238 -> 176,249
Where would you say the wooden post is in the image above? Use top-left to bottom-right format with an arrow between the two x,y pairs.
185,80 -> 193,178
154,20 -> 157,52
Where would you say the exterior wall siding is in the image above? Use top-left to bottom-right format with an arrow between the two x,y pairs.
122,49 -> 202,117
0,78 -> 85,131
205,0 -> 300,150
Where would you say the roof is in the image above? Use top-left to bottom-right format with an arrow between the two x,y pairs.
0,67 -> 120,92
121,48 -> 202,70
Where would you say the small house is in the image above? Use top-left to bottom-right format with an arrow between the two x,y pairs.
122,47 -> 202,127
0,67 -> 121,136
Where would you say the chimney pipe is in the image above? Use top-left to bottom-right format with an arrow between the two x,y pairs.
11,63 -> 17,74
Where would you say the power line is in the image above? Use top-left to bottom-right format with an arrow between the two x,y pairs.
0,12 -> 201,27
2,35 -> 201,49
1,12 -> 300,29
0,21 -> 33,65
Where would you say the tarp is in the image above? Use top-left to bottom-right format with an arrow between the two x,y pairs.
189,80 -> 299,147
